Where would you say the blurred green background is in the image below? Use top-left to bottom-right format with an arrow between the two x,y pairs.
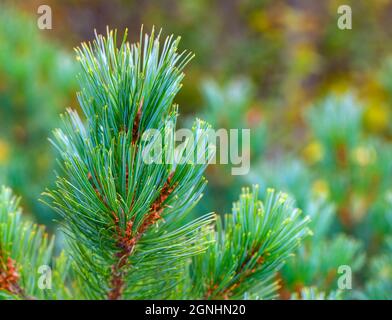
0,0 -> 391,298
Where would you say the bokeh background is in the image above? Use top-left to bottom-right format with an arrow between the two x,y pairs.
0,0 -> 391,298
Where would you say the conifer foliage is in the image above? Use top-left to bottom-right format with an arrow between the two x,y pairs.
0,186 -> 69,300
1,29 -> 311,300
45,28 -> 217,300
189,186 -> 311,300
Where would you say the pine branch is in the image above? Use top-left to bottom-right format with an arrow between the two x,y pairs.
108,173 -> 176,299
45,28 -> 215,299
189,185 -> 311,300
0,186 -> 41,300
0,186 -> 70,300
0,254 -> 28,299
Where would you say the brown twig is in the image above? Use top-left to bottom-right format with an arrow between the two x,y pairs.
0,249 -> 31,299
107,172 -> 177,300
132,98 -> 143,144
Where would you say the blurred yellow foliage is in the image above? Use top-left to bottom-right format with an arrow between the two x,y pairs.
312,179 -> 330,198
292,42 -> 320,75
352,146 -> 377,166
248,10 -> 271,33
328,78 -> 352,95
248,7 -> 283,39
363,104 -> 390,134
0,139 -> 10,164
303,140 -> 324,164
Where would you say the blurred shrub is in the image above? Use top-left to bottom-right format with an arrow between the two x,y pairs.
193,77 -> 266,214
0,6 -> 77,225
304,94 -> 392,234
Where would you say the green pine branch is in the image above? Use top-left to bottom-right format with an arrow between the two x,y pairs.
1,28 -> 313,300
44,28 -> 215,299
0,186 -> 70,300
189,185 -> 311,300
